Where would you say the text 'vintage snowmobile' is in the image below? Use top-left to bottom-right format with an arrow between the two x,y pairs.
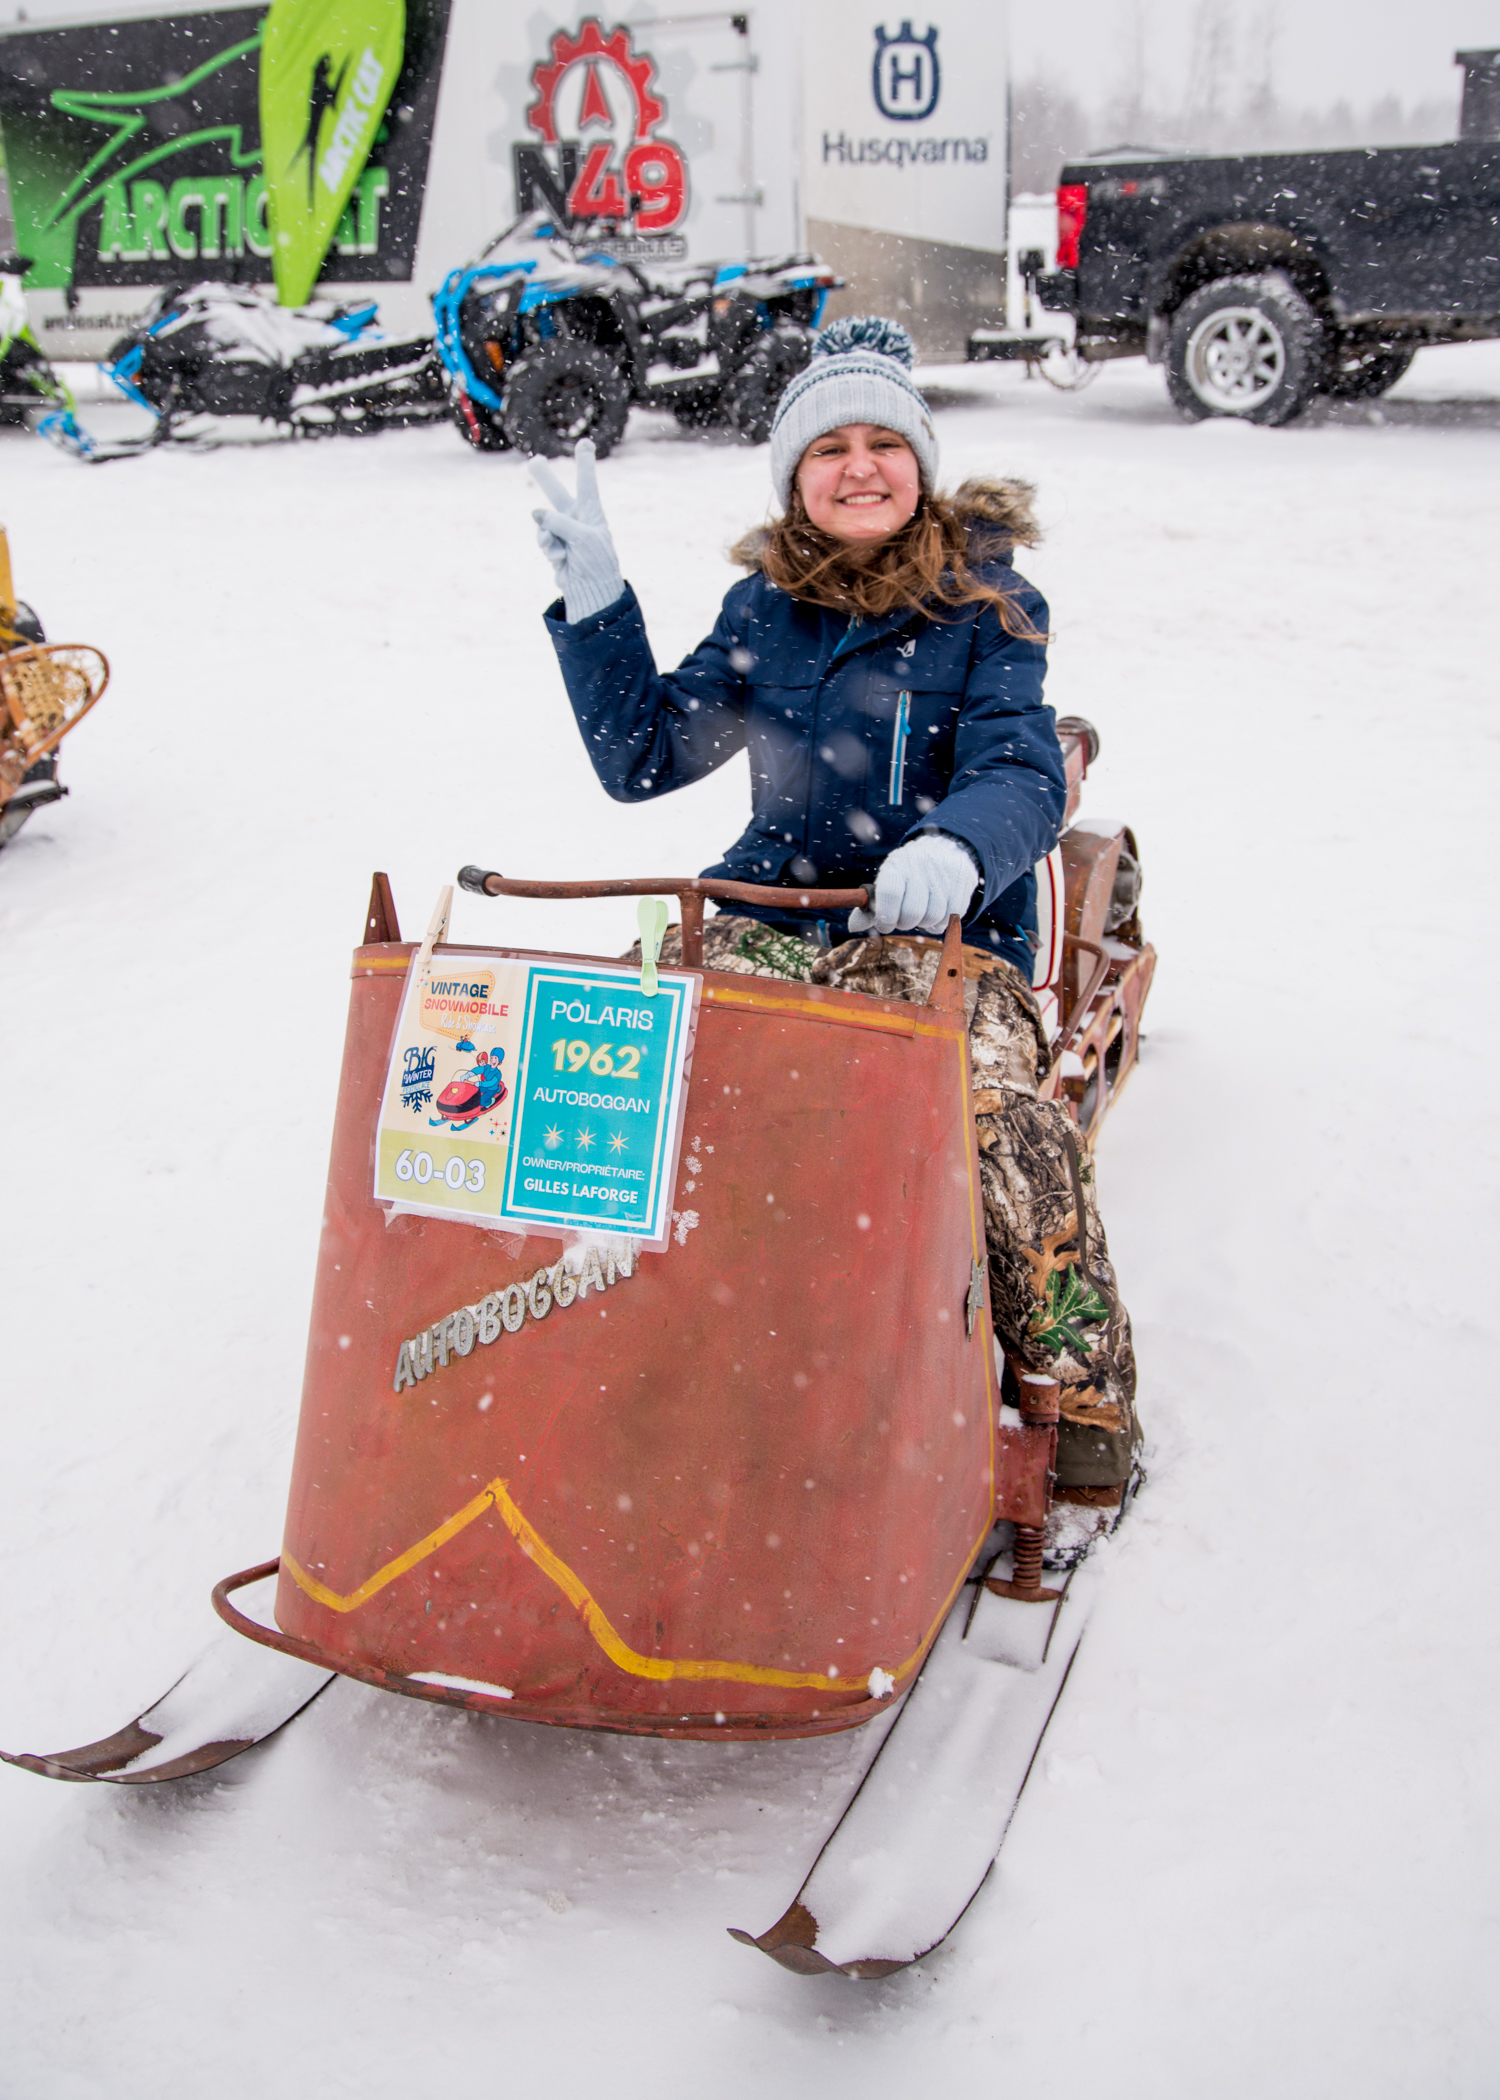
2,719 -> 1154,1977
100,281 -> 448,450
435,211 -> 841,457
0,526 -> 109,851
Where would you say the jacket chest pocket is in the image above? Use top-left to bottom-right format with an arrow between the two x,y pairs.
864,686 -> 960,813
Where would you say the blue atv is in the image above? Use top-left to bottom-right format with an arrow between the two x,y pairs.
433,213 -> 839,457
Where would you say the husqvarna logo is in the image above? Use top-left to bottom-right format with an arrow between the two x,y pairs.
872,21 -> 941,122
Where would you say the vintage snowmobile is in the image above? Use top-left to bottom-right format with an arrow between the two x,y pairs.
1,718 -> 1155,1977
100,281 -> 447,448
434,211 -> 840,456
0,526 -> 110,851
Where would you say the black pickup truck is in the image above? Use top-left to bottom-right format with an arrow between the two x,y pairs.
1034,48 -> 1500,424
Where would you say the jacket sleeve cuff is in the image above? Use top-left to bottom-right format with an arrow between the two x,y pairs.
912,825 -> 983,880
541,582 -> 635,638
907,814 -> 1012,913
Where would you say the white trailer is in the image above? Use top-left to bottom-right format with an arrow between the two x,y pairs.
0,1 -> 1008,363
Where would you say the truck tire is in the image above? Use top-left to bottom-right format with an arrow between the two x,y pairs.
1318,342 -> 1415,399
499,339 -> 629,458
1166,274 -> 1321,426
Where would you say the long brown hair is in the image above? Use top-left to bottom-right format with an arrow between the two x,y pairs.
730,477 -> 1046,639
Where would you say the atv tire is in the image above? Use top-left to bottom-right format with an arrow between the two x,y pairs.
725,332 -> 811,445
500,339 -> 629,459
1166,273 -> 1321,427
1317,342 -> 1415,400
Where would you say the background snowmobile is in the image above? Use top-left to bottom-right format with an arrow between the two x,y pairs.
102,282 -> 447,447
1,722 -> 1154,1978
0,525 -> 109,851
0,255 -> 92,456
434,212 -> 840,456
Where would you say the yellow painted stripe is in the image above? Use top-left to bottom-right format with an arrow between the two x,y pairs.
283,1483 -> 501,1613
487,1481 -> 837,1688
283,1471 -> 986,1696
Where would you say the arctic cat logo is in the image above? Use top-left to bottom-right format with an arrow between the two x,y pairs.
514,18 -> 688,237
872,21 -> 941,123
314,45 -> 387,195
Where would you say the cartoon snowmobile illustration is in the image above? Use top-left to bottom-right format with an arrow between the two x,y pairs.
432,1047 -> 508,1127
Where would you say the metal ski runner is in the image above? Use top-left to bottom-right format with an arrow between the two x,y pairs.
730,1546 -> 1098,1977
1,1568 -> 332,1785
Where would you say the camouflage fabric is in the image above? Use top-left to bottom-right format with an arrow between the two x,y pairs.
636,914 -> 1140,1490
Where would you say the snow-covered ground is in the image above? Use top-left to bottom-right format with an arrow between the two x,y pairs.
2,342 -> 1498,2097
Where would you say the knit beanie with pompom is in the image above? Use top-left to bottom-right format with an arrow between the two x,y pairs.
768,316 -> 938,511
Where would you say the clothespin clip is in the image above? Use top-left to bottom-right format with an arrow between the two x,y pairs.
415,884 -> 453,979
637,896 -> 669,997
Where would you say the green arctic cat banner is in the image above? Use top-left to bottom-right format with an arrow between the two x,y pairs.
260,0 -> 405,305
0,1 -> 448,304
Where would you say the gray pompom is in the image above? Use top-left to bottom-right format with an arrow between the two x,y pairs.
812,315 -> 916,368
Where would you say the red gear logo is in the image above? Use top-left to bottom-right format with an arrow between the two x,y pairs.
526,19 -> 664,144
525,18 -> 687,235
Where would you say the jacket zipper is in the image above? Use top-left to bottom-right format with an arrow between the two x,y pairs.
887,690 -> 911,807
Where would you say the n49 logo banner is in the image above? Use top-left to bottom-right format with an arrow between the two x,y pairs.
513,20 -> 689,239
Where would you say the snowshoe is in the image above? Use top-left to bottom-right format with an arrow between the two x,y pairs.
0,527 -> 110,851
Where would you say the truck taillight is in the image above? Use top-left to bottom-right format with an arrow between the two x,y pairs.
1056,184 -> 1088,270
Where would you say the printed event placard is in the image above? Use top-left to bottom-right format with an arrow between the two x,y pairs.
374,949 -> 698,1247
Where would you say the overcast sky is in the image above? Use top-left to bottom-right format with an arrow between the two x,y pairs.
2,0 -> 1495,119
1011,0 -> 1493,115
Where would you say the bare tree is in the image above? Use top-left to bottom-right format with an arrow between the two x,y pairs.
1182,0 -> 1235,144
1240,1 -> 1281,145
1100,0 -> 1151,146
1009,76 -> 1095,195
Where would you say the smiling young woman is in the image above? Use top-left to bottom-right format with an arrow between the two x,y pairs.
797,423 -> 923,539
528,316 -> 1141,1525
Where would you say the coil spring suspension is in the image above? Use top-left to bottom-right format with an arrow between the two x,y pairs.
1011,1524 -> 1045,1592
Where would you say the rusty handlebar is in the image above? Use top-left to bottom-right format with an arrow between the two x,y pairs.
454,867 -> 968,1014
457,867 -> 870,911
457,866 -> 873,975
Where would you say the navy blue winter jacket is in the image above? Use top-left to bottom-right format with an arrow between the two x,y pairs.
544,550 -> 1065,978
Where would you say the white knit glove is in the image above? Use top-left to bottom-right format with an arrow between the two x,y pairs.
848,833 -> 981,935
530,439 -> 625,623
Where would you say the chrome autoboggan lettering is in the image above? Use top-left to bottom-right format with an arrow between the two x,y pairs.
391,1241 -> 636,1392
